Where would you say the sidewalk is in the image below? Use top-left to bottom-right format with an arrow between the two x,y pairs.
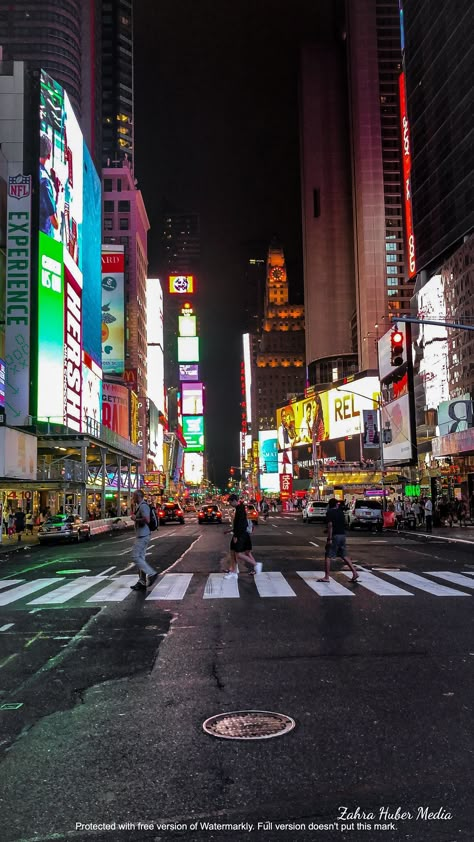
396,524 -> 474,544
0,532 -> 39,555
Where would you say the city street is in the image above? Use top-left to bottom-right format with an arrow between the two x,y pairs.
0,513 -> 472,842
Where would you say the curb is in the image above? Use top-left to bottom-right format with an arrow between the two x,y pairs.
395,529 -> 474,546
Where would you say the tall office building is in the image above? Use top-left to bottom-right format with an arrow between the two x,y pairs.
101,0 -> 134,169
160,209 -> 201,275
300,0 -> 409,383
252,240 -> 305,430
0,0 -> 102,168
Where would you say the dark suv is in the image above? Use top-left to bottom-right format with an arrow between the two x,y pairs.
158,503 -> 185,525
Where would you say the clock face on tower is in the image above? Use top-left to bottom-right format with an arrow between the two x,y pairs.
270,266 -> 284,282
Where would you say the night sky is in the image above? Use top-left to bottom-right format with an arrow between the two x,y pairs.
134,0 -> 341,488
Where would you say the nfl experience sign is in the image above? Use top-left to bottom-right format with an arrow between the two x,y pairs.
5,174 -> 32,424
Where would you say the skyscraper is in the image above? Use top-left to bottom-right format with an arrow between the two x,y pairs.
101,0 -> 134,169
300,0 -> 409,383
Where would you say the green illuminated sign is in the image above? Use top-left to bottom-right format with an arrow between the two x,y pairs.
37,232 -> 64,421
183,415 -> 204,450
405,484 -> 421,497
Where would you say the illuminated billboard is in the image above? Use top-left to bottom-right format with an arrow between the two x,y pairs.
63,265 -> 83,432
399,72 -> 416,278
183,451 -> 204,484
182,415 -> 204,450
102,248 -> 125,375
258,430 -> 278,473
326,377 -> 380,439
82,354 -> 102,433
169,275 -> 195,294
177,336 -> 199,362
381,393 -> 413,463
82,146 -> 102,367
146,277 -> 165,412
37,232 -> 64,422
102,381 -> 130,439
0,360 -> 5,407
179,364 -> 199,381
182,383 -> 204,415
179,314 -> 197,337
276,392 -> 329,450
243,333 -> 252,424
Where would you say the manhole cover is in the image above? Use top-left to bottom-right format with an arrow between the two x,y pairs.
203,710 -> 295,740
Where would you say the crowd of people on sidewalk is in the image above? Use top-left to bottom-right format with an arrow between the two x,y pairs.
388,493 -> 471,532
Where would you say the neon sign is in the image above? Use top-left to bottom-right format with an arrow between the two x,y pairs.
399,73 -> 416,278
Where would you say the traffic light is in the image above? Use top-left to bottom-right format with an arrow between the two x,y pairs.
390,327 -> 404,367
230,467 -> 234,475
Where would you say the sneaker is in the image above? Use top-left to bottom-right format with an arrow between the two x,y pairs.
130,580 -> 146,591
146,572 -> 158,588
223,571 -> 238,579
254,562 -> 263,575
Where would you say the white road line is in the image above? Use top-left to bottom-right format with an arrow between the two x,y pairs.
272,524 -> 279,529
28,576 -> 106,605
98,566 -> 116,576
286,531 -> 293,535
0,579 -> 62,606
309,541 -> 319,548
108,536 -> 134,544
146,573 -> 193,601
380,570 -> 470,596
297,571 -> 355,596
160,534 -> 202,574
341,570 -> 413,596
0,580 -> 24,591
423,571 -> 474,590
117,548 -> 130,556
87,575 -> 137,602
462,570 -> 474,576
0,623 -> 14,632
204,573 -> 240,599
420,534 -> 474,546
254,572 -> 296,597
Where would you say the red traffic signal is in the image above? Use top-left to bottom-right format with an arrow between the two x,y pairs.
390,328 -> 404,367
230,467 -> 234,475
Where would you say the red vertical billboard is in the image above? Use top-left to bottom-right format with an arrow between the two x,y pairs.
399,72 -> 416,279
64,267 -> 83,431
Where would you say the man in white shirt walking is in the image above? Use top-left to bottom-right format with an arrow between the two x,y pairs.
130,489 -> 158,591
424,497 -> 433,533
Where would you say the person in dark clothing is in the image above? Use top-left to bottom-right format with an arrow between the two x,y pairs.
14,510 -> 26,542
224,494 -> 262,579
318,498 -> 359,583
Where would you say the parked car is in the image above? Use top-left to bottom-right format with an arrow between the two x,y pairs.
246,504 -> 259,525
158,502 -> 185,525
346,499 -> 383,531
302,500 -> 328,523
198,505 -> 223,524
38,514 -> 91,544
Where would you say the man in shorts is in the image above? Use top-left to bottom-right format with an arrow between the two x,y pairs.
318,498 -> 359,583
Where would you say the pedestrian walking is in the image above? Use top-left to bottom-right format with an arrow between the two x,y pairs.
224,494 -> 262,579
14,510 -> 25,542
129,489 -> 158,591
424,496 -> 433,532
318,498 -> 359,583
25,511 -> 34,534
7,512 -> 15,538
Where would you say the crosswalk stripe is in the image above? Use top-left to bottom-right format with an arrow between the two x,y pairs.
254,572 -> 296,597
146,573 -> 193,601
203,573 -> 240,599
0,580 -> 24,592
341,570 -> 413,596
87,575 -> 138,602
423,571 -> 474,589
297,571 -> 355,596
0,579 -> 62,606
28,577 -> 107,604
380,570 -> 470,596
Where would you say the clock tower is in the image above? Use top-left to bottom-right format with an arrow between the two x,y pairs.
266,243 -> 289,307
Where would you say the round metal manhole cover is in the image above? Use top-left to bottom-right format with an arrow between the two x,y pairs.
203,710 -> 296,740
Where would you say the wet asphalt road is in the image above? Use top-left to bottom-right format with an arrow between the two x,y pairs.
0,515 -> 472,842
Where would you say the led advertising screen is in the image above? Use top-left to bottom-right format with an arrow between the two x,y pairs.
381,393 -> 413,463
169,275 -> 195,294
325,377 -> 380,439
63,264 -> 83,432
182,415 -> 204,450
179,364 -> 199,382
258,430 -> 278,482
82,146 -> 102,366
178,314 -> 197,337
413,276 -> 449,410
39,70 -> 83,268
0,360 -> 5,407
102,381 -> 130,439
399,72 -> 416,278
37,232 -> 64,422
102,248 -> 125,375
183,451 -> 204,485
82,355 -> 102,434
177,336 -> 199,362
182,383 -> 204,415
276,392 -> 328,450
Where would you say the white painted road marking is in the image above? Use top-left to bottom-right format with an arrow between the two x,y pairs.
28,576 -> 107,604
286,531 -> 293,535
297,571 -> 355,596
0,580 -> 25,591
341,570 -> 413,596
254,572 -> 296,598
423,571 -> 474,590
380,570 -> 470,596
309,541 -> 319,548
146,573 -> 193,601
204,573 -> 240,599
0,623 -> 14,632
98,566 -> 116,576
0,579 -> 63,606
87,575 -> 138,602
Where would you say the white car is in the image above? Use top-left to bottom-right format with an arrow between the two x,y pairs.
302,501 -> 328,523
346,499 -> 383,531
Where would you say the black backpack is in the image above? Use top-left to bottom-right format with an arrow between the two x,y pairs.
148,504 -> 159,532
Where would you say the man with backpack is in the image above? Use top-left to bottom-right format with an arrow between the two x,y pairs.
130,489 -> 158,591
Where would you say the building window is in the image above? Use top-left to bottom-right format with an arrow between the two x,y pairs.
104,179 -> 113,192
104,218 -> 113,230
119,218 -> 129,230
104,200 -> 114,213
118,200 -> 130,213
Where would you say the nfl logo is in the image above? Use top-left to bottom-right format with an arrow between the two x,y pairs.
8,174 -> 31,200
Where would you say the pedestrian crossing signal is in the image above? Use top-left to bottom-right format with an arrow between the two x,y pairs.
390,328 -> 404,367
